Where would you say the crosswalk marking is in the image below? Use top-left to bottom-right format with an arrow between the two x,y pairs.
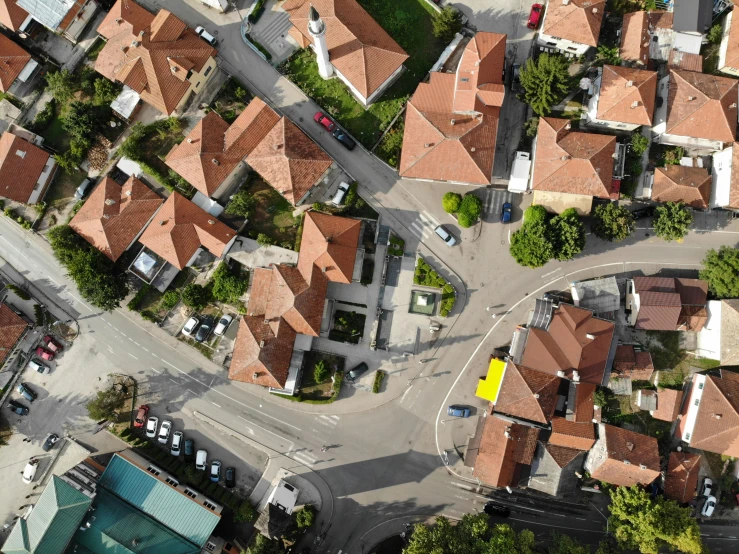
317,414 -> 340,427
409,210 -> 440,240
292,452 -> 317,465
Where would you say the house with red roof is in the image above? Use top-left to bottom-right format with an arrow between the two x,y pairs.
626,276 -> 708,331
652,165 -> 712,209
583,65 -> 657,132
0,130 -> 57,204
619,10 -> 674,66
0,33 -> 38,94
663,451 -> 701,504
584,424 -> 660,487
0,302 -> 28,369
472,414 -> 540,488
537,0 -> 605,56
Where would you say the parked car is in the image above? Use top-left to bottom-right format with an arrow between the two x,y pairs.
195,26 -> 217,46
210,460 -> 222,483
43,335 -> 63,353
702,496 -> 717,517
501,202 -> 512,223
8,400 -> 28,416
29,359 -> 50,374
313,111 -> 335,131
196,449 -> 208,471
484,502 -> 510,517
346,362 -> 369,382
171,431 -> 184,456
22,459 -> 39,484
134,405 -> 149,428
35,346 -> 54,361
42,433 -> 59,452
17,383 -> 37,403
182,316 -> 200,336
74,178 -> 94,200
225,466 -> 235,488
511,63 -> 522,94
158,420 -> 172,444
214,315 -> 233,336
195,316 -> 214,343
145,416 -> 159,439
447,405 -> 471,418
184,439 -> 195,460
631,205 -> 655,219
701,477 -> 713,497
434,225 -> 458,247
527,4 -> 543,29
332,128 -> 356,150
331,182 -> 351,206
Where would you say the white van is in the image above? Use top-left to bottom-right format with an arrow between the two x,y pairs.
22,459 -> 39,484
196,449 -> 208,471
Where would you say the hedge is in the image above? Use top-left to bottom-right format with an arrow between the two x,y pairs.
372,370 -> 384,394
127,284 -> 151,311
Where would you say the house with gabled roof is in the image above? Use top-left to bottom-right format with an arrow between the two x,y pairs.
0,301 -> 28,368
0,129 -> 56,204
626,276 -> 708,331
0,33 -> 38,93
473,414 -> 540,488
652,69 -> 739,153
15,0 -> 99,44
69,175 -> 163,262
399,32 -> 504,186
663,451 -> 701,504
549,416 -> 596,451
651,387 -> 684,422
584,424 -> 661,486
652,165 -> 712,209
675,370 -> 739,457
528,441 -> 585,496
0,0 -> 31,33
537,0 -> 604,56
612,345 -> 655,381
583,65 -> 657,132
282,0 -> 408,108
619,10 -> 674,66
94,0 -> 217,116
491,362 -> 562,425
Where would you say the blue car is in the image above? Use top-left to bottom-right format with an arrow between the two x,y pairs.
447,405 -> 470,418
210,460 -> 221,483
501,202 -> 512,223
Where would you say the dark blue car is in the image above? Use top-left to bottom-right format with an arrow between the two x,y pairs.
501,202 -> 512,223
447,405 -> 470,418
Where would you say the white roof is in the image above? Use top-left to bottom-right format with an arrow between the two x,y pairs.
508,151 -> 531,192
711,146 -> 733,208
696,300 -> 721,359
191,191 -> 224,217
111,86 -> 141,119
17,0 -> 73,30
117,157 -> 143,178
16,59 -> 38,82
266,479 -> 299,515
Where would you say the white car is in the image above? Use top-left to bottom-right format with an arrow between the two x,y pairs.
170,431 -> 183,456
145,416 -> 158,439
29,360 -> 50,374
331,182 -> 350,206
195,26 -> 217,46
434,225 -> 458,247
702,495 -> 717,517
214,314 -> 233,336
22,459 -> 39,484
182,316 -> 199,336
701,477 -> 713,497
158,420 -> 172,444
196,449 -> 208,471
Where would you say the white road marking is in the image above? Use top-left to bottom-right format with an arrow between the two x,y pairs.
454,494 -> 470,500
128,353 -> 138,360
133,341 -> 140,346
121,333 -> 127,337
143,348 -> 149,352
212,402 -> 221,408
400,385 -> 413,403
236,414 -> 294,443
292,452 -> 317,465
169,378 -> 178,384
186,389 -> 196,395
0,236 -> 20,253
541,268 -> 562,278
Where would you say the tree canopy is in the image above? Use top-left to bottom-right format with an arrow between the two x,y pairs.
45,69 -> 76,104
226,188 -> 256,218
700,246 -> 739,299
442,192 -> 462,214
210,262 -> 248,304
86,388 -> 125,421
608,486 -> 704,554
432,6 -> 463,42
653,202 -> 693,241
458,193 -> 483,228
519,54 -> 572,116
550,208 -> 585,261
181,283 -> 210,311
593,203 -> 635,242
510,205 -> 584,267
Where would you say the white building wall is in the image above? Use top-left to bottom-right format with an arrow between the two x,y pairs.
584,68 -> 641,132
200,0 -> 228,11
696,301 -> 722,360
537,31 -> 591,56
711,145 -> 734,208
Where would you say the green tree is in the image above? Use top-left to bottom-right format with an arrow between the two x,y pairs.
457,193 -> 483,228
524,204 -> 548,225
313,361 -> 329,383
256,233 -> 274,246
211,263 -> 248,304
245,535 -> 282,554
550,208 -> 585,261
431,6 -> 463,42
596,45 -> 621,66
700,246 -> 739,299
630,133 -> 649,156
524,116 -> 540,137
161,290 -> 181,311
708,23 -> 723,44
549,532 -> 590,554
593,203 -> 635,242
653,202 -> 693,241
593,387 -> 609,408
93,78 -> 119,105
118,122 -> 147,160
234,500 -> 257,523
86,388 -> 125,420
609,486 -> 704,554
296,504 -> 315,528
62,101 -> 108,142
48,225 -> 84,266
181,283 -> 209,310
595,535 -> 623,554
664,146 -> 684,165
442,191 -> 462,214
519,54 -> 572,116
510,220 -> 554,268
45,69 -> 76,104
225,189 -> 256,218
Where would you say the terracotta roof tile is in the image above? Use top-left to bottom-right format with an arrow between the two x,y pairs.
653,166 -> 712,209
590,424 -> 660,487
676,278 -> 708,306
633,277 -> 682,330
544,442 -> 583,468
668,49 -> 703,73
493,363 -> 561,424
632,351 -> 655,380
652,387 -> 683,422
95,0 -> 216,115
619,11 -> 650,64
297,212 -> 360,284
452,33 -> 507,113
138,192 -> 235,269
264,264 -> 327,336
473,415 -> 540,487
614,344 -> 636,371
283,0 -> 408,99
0,131 -> 51,203
0,33 -> 31,93
549,417 -> 596,451
69,176 -> 162,262
664,452 -> 701,503
596,65 -> 657,126
542,0 -> 605,48
229,316 -> 296,388
721,7 -> 739,72
0,302 -> 27,365
246,267 -> 273,317
573,382 -> 596,423
688,373 -> 739,457
532,118 -> 616,197
678,305 -> 707,332
665,69 -> 738,144
613,345 -> 654,380
0,0 -> 29,32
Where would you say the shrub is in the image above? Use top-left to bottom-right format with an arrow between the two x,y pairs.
256,233 -> 274,246
211,263 -> 248,304
233,500 -> 257,522
127,284 -> 151,311
708,23 -> 723,44
314,360 -> 329,383
86,388 -> 125,420
442,192 -> 462,214
432,6 -> 463,42
225,188 -> 256,218
33,304 -> 44,327
161,290 -> 181,312
593,203 -> 635,242
181,283 -> 210,310
457,193 -> 483,228
331,369 -> 343,397
664,146 -> 684,165
296,504 -> 316,528
630,134 -> 649,156
372,370 -> 384,394
32,99 -> 56,132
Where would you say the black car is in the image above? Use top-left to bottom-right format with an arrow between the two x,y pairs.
195,316 -> 214,343
8,400 -> 28,416
346,362 -> 369,381
332,129 -> 356,150
484,502 -> 510,517
631,205 -> 655,219
184,438 -> 194,460
42,433 -> 60,452
17,382 -> 37,402
225,466 -> 235,488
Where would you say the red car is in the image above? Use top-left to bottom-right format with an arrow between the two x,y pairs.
43,335 -> 63,353
313,111 -> 335,131
35,346 -> 54,361
134,405 -> 149,428
527,4 -> 543,29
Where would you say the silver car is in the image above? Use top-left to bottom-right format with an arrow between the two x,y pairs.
157,420 -> 172,445
145,416 -> 158,439
331,182 -> 351,206
214,314 -> 233,336
434,225 -> 458,246
170,431 -> 183,456
29,360 -> 50,374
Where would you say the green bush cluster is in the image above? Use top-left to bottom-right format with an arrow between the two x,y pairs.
372,370 -> 384,394
440,284 -> 456,317
127,284 -> 151,311
387,235 -> 405,257
161,290 -> 181,312
181,283 -> 210,311
509,205 -> 585,268
211,263 -> 248,305
32,99 -> 56,132
247,0 -> 266,23
441,192 -> 482,227
414,258 -> 448,288
33,304 -> 45,327
314,360 -> 329,383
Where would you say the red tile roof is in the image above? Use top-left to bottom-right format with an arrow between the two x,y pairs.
542,0 -> 605,48
664,452 -> 701,504
619,11 -> 650,65
0,0 -> 29,32
668,49 -> 704,73
596,65 -> 657,126
633,277 -> 707,330
493,363 -> 561,424
264,264 -> 327,337
473,415 -> 540,487
229,316 -> 296,388
246,267 -> 273,318
653,166 -> 712,209
0,302 -> 27,365
652,387 -> 683,422
69,176 -> 162,262
590,424 -> 661,487
0,33 -> 31,93
573,382 -> 596,423
687,372 -> 739,457
549,417 -> 596,451
613,345 -> 655,381
297,211 -> 360,284
95,0 -> 216,115
532,118 -> 616,198
138,192 -> 235,270
665,69 -> 738,144
0,131 -> 51,203
521,303 -> 615,385
283,0 -> 408,99
545,442 -> 583,468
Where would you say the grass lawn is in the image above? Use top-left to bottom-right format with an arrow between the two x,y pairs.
86,38 -> 106,61
138,270 -> 193,319
40,112 -> 70,152
644,330 -> 720,387
281,0 -> 445,148
241,175 -> 302,249
46,168 -> 86,206
301,351 -> 345,400
374,117 -> 404,168
210,77 -> 253,123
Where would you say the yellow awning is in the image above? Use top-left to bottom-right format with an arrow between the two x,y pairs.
475,358 -> 507,403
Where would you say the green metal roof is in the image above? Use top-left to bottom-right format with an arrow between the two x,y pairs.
2,476 -> 92,554
98,454 -> 220,547
67,489 -> 200,554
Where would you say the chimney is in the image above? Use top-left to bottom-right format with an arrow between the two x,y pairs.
556,370 -> 566,377
625,441 -> 635,451
562,0 -> 570,4
120,46 -> 128,53
259,340 -> 265,347
212,158 -> 220,165
572,370 -> 580,382
208,219 -> 215,225
639,464 -> 647,470
253,372 -> 259,379
322,267 -> 328,273
139,30 -> 145,38
115,18 -> 122,23
586,333 -> 595,340
533,393 -> 540,399
424,143 -> 431,148
688,96 -> 695,101
504,427 -> 512,438
592,7 -> 598,13
714,414 -> 722,420
125,190 -> 132,196
470,147 -> 476,152
623,459 -> 631,465
631,101 -> 639,108
626,80 -> 633,87
187,138 -> 193,143
105,198 -> 115,206
159,219 -> 167,225
131,40 -> 139,48
450,119 -> 456,125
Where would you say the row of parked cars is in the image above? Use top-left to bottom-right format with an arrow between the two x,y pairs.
135,406 -> 235,488
182,314 -> 233,343
7,335 -> 64,417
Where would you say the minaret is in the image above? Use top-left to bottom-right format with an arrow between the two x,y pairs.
308,5 -> 333,79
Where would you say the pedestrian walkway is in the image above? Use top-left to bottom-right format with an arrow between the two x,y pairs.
408,210 -> 441,242
480,188 -> 514,220
249,2 -> 297,64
